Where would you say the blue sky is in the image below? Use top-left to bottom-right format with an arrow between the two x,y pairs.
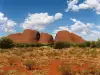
0,0 -> 100,40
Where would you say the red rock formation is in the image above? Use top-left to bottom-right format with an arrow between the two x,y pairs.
55,30 -> 73,43
55,30 -> 85,43
39,33 -> 54,44
70,33 -> 85,43
7,33 -> 23,43
7,29 -> 85,44
22,29 -> 40,43
7,29 -> 40,43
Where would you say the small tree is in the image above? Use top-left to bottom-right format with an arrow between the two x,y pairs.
0,37 -> 14,49
90,41 -> 96,48
54,42 -> 70,49
78,41 -> 91,48
84,41 -> 91,47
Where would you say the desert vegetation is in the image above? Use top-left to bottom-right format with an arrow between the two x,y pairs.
0,37 -> 100,75
1,37 -> 100,49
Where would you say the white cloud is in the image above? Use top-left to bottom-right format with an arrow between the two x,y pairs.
70,18 -> 100,40
96,25 -> 100,29
70,18 -> 94,35
0,12 -> 16,33
66,0 -> 79,12
66,0 -> 100,14
79,4 -> 89,9
54,13 -> 63,20
70,18 -> 77,22
53,18 -> 100,41
21,13 -> 63,31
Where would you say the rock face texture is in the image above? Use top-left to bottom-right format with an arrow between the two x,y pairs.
70,33 -> 85,43
7,29 -> 85,44
39,33 -> 54,44
55,30 -> 85,43
7,33 -> 23,43
22,29 -> 40,43
8,29 -> 40,43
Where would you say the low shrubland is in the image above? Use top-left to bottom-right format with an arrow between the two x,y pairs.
0,47 -> 100,75
1,37 -> 100,75
15,43 -> 43,48
54,42 -> 71,49
1,37 -> 100,49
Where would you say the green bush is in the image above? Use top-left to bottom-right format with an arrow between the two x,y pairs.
84,41 -> 91,47
0,37 -> 14,49
77,41 -> 91,48
35,43 -> 43,47
95,39 -> 100,48
90,41 -> 96,48
48,43 -> 54,47
15,43 -> 30,47
41,43 -> 54,47
54,42 -> 70,49
15,43 -> 43,48
69,43 -> 79,47
78,43 -> 86,47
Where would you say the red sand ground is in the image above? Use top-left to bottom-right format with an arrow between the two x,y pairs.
71,63 -> 89,72
0,59 -> 89,75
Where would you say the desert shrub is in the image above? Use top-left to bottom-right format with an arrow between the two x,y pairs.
35,43 -> 43,47
69,43 -> 79,47
42,43 -> 54,47
8,56 -> 22,66
84,41 -> 91,47
15,43 -> 25,47
0,37 -> 14,49
59,63 -> 100,75
90,41 -> 96,48
54,42 -> 70,49
77,41 -> 91,48
78,43 -> 86,47
59,64 -> 75,75
15,43 -> 33,47
48,43 -> 54,47
95,39 -> 100,48
15,43 -> 43,48
23,60 -> 36,70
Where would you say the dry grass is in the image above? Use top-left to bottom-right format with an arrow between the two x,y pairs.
0,47 -> 100,75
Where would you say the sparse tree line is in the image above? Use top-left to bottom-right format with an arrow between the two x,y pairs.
0,37 -> 100,49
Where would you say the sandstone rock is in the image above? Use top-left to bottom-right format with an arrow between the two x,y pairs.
39,33 -> 54,44
7,33 -> 23,43
55,30 -> 73,43
22,29 -> 40,43
55,30 -> 85,43
70,33 -> 85,43
7,29 -> 85,44
7,29 -> 40,43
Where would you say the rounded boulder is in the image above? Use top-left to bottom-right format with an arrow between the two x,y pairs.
55,30 -> 85,43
